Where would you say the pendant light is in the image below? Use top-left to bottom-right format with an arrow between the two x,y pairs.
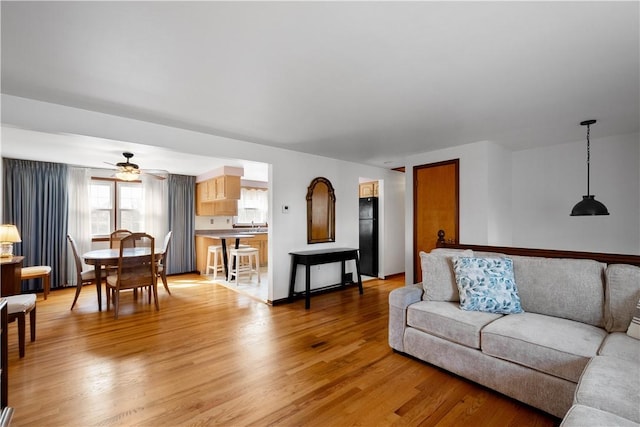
570,119 -> 609,216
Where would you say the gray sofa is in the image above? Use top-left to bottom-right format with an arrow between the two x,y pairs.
388,248 -> 640,424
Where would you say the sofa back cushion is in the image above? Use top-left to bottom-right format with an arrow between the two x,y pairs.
510,255 -> 606,327
604,264 -> 640,332
420,248 -> 473,301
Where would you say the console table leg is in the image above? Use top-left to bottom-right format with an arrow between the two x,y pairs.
288,259 -> 297,301
305,265 -> 311,309
354,255 -> 364,295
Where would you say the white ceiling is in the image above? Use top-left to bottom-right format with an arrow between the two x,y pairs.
1,1 -> 638,172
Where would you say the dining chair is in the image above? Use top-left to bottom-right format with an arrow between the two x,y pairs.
105,233 -> 157,319
156,231 -> 172,295
67,235 -> 104,310
6,294 -> 36,357
109,229 -> 134,249
20,265 -> 51,300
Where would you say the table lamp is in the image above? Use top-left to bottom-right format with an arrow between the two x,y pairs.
0,224 -> 21,258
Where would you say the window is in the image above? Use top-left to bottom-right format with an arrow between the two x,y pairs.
236,188 -> 268,225
90,179 -> 144,236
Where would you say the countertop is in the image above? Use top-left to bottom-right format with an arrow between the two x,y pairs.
195,229 -> 268,237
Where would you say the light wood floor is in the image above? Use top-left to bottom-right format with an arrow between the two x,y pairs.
7,274 -> 560,426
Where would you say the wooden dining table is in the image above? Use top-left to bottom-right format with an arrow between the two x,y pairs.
83,247 -> 163,311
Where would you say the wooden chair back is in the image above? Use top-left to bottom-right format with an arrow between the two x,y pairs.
109,229 -> 134,249
114,233 -> 155,291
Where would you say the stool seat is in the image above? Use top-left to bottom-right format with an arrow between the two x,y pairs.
21,265 -> 52,299
5,294 -> 36,358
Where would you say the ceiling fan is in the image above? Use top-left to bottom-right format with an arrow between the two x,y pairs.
105,152 -> 167,181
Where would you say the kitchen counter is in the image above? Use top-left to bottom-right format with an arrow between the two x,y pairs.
195,230 -> 268,273
195,229 -> 268,236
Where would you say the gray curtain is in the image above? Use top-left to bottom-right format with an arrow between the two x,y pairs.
167,174 -> 195,274
3,158 -> 69,292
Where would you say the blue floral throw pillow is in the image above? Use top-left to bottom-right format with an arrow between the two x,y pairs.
452,257 -> 523,314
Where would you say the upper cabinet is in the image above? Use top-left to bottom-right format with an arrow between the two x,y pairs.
196,175 -> 241,215
213,175 -> 240,200
359,181 -> 379,198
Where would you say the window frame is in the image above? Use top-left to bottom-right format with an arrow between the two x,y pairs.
90,177 -> 144,241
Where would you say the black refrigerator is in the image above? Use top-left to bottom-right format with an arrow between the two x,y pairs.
359,197 -> 379,277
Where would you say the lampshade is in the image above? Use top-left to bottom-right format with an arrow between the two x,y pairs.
571,195 -> 610,216
570,119 -> 609,216
0,224 -> 21,243
0,224 -> 21,258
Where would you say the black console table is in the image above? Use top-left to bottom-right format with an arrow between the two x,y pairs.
288,247 -> 363,309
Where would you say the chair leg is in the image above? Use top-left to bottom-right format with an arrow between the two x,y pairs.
153,284 -> 159,311
17,313 -> 25,358
113,290 -> 120,320
70,281 -> 83,310
29,307 -> 36,342
44,273 -> 50,300
161,270 -> 171,295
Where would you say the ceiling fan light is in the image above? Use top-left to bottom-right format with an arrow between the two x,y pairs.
115,169 -> 140,181
570,195 -> 610,216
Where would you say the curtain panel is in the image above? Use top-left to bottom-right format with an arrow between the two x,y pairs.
3,158 -> 69,292
66,167 -> 92,286
167,174 -> 195,274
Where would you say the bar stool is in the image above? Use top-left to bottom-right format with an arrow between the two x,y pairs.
205,245 -> 225,279
21,266 -> 52,300
228,247 -> 261,285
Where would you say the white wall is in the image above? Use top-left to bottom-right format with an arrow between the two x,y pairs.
1,95 -> 406,301
403,140 -> 510,283
512,132 -> 639,253
403,134 -> 639,283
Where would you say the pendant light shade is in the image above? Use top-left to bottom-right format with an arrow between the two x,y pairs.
570,119 -> 609,216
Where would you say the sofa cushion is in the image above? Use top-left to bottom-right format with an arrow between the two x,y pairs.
420,249 -> 473,302
560,404 -> 640,427
510,255 -> 606,327
575,355 -> 640,424
481,312 -> 607,382
452,256 -> 523,314
406,301 -> 501,349
605,264 -> 640,332
598,332 -> 640,363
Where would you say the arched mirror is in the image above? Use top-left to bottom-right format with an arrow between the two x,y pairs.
306,177 -> 336,244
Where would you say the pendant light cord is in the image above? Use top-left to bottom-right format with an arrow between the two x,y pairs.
586,123 -> 591,196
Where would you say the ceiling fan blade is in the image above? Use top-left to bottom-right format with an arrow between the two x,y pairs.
143,171 -> 167,180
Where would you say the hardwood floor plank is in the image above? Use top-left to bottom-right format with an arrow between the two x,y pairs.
6,274 -> 560,426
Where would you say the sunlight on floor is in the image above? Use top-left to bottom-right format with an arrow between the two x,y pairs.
202,268 -> 269,304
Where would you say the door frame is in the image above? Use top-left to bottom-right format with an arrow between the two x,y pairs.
412,159 -> 460,284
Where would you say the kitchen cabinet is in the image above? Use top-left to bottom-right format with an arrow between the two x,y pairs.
213,175 -> 240,200
196,175 -> 241,215
197,199 -> 238,216
359,181 -> 378,197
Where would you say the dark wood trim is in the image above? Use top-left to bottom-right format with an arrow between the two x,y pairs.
436,230 -> 640,267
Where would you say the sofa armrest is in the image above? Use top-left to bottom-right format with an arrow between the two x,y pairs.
389,284 -> 423,308
389,284 -> 423,352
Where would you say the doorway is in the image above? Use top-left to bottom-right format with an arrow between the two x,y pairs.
413,159 -> 459,284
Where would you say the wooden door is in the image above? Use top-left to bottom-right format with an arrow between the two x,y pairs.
413,159 -> 459,283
